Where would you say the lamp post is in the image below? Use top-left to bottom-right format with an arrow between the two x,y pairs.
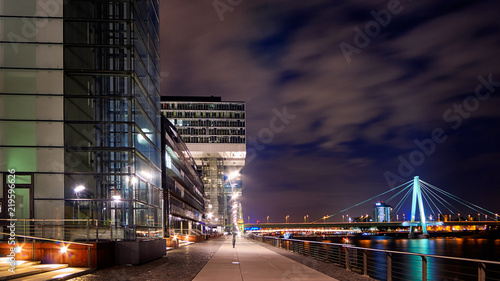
227,172 -> 240,233
74,185 -> 85,219
304,215 -> 309,223
285,215 -> 289,224
267,216 -> 269,224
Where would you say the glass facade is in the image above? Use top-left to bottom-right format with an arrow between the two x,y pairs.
162,117 -> 205,236
0,0 -> 161,240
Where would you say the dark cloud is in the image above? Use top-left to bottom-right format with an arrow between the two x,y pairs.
160,0 -> 500,223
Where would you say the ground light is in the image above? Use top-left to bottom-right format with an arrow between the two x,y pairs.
60,246 -> 68,254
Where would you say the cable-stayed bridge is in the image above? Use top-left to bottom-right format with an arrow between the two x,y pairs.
244,176 -> 500,237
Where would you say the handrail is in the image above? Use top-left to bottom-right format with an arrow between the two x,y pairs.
0,232 -> 94,246
278,236 -> 500,265
252,235 -> 500,280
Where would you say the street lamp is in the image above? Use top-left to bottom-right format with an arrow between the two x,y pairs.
267,216 -> 269,224
304,215 -> 309,223
227,171 -> 240,233
74,185 -> 85,219
285,215 -> 289,223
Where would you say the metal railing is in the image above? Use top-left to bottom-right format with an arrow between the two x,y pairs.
0,232 -> 94,268
0,219 -> 162,242
249,235 -> 500,281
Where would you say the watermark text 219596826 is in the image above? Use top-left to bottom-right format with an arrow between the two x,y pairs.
6,169 -> 17,273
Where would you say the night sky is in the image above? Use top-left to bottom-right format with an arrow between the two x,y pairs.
160,0 -> 500,223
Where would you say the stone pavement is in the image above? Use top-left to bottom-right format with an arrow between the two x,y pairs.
193,236 -> 338,281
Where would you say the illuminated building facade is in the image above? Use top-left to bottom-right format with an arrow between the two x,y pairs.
374,201 -> 393,222
161,96 -> 245,228
0,0 -> 162,242
162,116 -> 205,236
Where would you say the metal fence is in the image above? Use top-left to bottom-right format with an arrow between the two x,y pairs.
0,219 -> 162,242
249,234 -> 500,281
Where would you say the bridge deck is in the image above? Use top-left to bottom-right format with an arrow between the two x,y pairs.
193,236 -> 338,281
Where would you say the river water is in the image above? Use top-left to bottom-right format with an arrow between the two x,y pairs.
312,236 -> 500,280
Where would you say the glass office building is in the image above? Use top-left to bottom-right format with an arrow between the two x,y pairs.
162,116 -> 205,236
161,96 -> 245,228
0,0 -> 162,240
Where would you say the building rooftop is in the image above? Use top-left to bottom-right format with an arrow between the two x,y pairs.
161,96 -> 244,103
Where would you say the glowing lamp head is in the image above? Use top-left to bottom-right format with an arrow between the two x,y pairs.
60,246 -> 68,253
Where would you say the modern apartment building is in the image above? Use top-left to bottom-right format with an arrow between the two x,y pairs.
0,0 -> 163,250
161,96 -> 246,229
161,116 -> 205,236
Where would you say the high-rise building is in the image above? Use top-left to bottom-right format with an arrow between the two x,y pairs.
161,96 -> 246,229
0,0 -> 162,249
374,201 -> 393,223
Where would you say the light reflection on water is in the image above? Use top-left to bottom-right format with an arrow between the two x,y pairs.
352,237 -> 500,281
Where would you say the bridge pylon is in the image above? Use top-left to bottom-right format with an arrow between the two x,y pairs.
409,176 -> 428,238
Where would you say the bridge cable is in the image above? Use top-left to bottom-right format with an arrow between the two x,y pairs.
419,182 -> 459,215
420,186 -> 438,217
386,182 -> 413,203
420,184 -> 445,215
313,180 -> 413,223
420,180 -> 496,216
392,185 -> 414,220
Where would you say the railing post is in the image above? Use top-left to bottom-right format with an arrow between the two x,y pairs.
478,262 -> 486,281
96,219 -> 99,242
32,239 -> 36,261
86,219 -> 90,243
387,253 -> 392,281
363,250 -> 368,276
421,255 -> 427,281
345,247 -> 350,270
87,246 -> 91,268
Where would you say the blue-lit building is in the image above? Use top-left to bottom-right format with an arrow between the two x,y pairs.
374,201 -> 393,222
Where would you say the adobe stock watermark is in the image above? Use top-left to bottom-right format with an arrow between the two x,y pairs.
246,107 -> 296,164
384,74 -> 500,188
6,169 -> 17,273
213,0 -> 244,22
339,0 -> 404,64
7,0 -> 63,53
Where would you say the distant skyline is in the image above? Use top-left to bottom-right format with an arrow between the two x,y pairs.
160,1 -> 500,223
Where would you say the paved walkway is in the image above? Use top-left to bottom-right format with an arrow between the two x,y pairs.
193,236 -> 339,281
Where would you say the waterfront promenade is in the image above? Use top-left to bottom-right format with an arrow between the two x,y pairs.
71,236 -> 372,281
193,236 -> 337,281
